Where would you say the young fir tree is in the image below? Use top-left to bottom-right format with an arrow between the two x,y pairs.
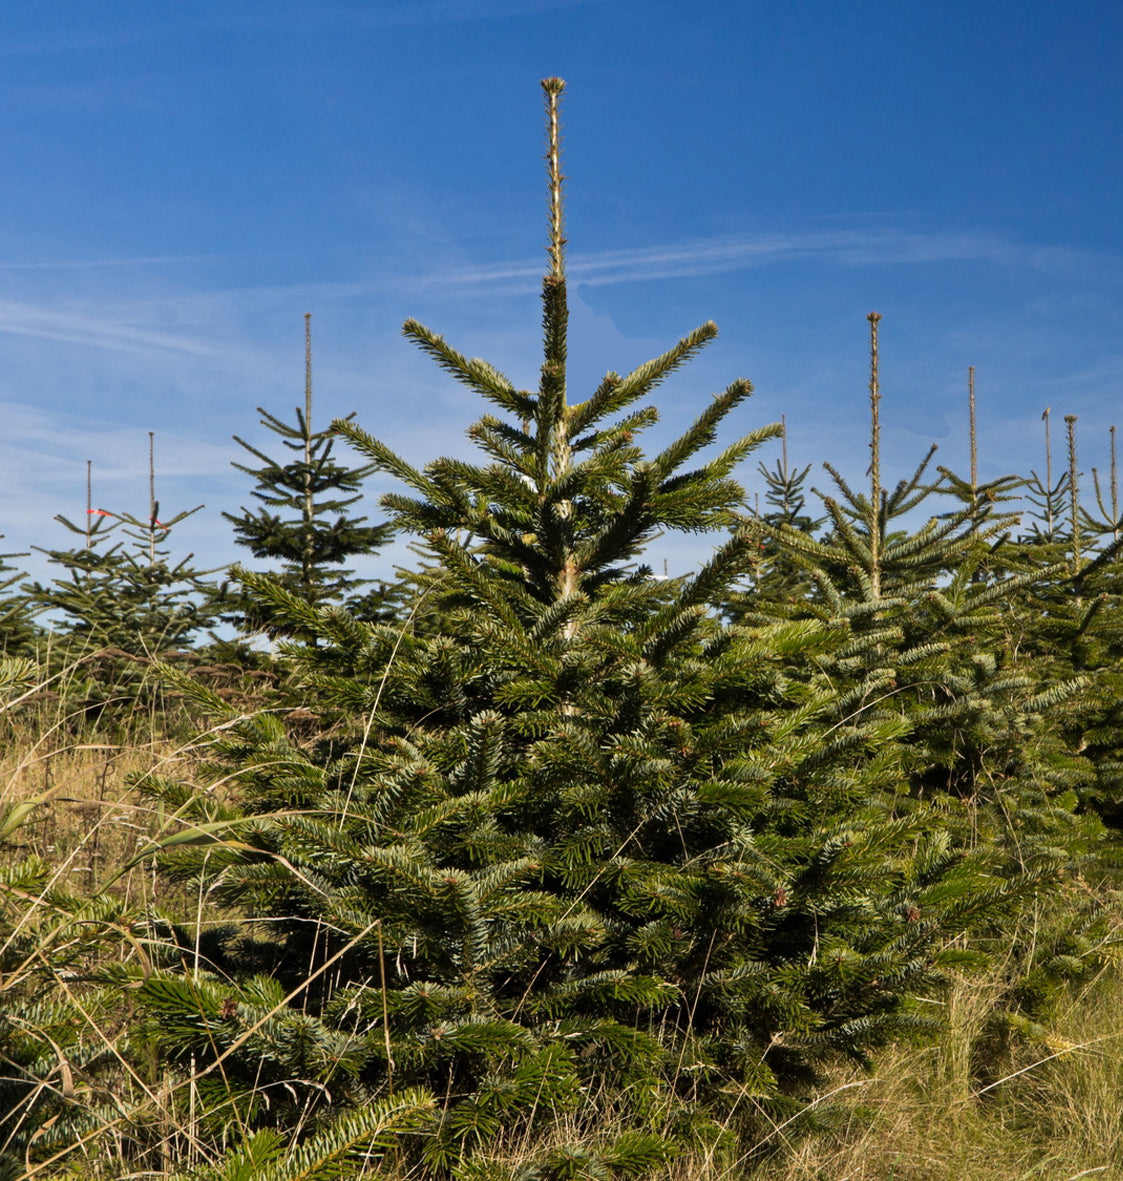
0,542 -> 38,656
133,82 -> 1070,1178
1022,408 -> 1070,542
221,314 -> 395,637
742,320 -> 1110,883
26,445 -> 217,668
1083,424 -> 1122,546
1065,424 -> 1123,823
991,415 -> 1123,829
724,416 -> 825,610
741,335 -> 1123,1065
757,418 -> 822,532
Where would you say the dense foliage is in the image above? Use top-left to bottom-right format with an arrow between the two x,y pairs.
1,79 -> 1122,1181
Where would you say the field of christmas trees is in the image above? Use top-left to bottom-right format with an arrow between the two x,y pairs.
2,80 -> 1123,1180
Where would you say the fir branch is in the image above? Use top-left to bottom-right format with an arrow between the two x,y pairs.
401,319 -> 534,418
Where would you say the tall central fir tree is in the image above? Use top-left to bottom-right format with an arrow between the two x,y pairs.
134,81 -> 1092,1181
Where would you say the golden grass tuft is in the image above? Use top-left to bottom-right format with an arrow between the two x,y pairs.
740,967 -> 1123,1181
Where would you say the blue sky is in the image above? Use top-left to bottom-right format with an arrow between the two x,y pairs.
3,0 -> 1122,587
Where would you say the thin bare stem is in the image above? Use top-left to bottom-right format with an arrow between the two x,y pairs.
1066,414 -> 1081,576
148,432 -> 157,564
867,312 -> 882,600
540,77 -> 579,627
781,413 -> 790,517
1112,425 -> 1118,540
303,313 -> 315,592
542,77 -> 566,281
378,920 -> 394,1090
1043,407 -> 1054,535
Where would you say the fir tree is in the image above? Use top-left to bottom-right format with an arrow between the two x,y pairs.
221,314 -> 395,636
1021,408 -> 1070,544
994,415 -> 1123,828
138,80 -> 1066,1174
740,320 -> 1108,879
0,541 -> 38,655
1083,423 -> 1121,545
725,416 -> 825,610
28,444 -> 215,654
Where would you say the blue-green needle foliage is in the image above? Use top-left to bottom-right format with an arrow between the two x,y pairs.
139,81 -> 1065,1176
733,341 -> 1114,862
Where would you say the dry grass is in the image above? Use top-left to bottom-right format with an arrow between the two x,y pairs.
0,669 -> 218,907
3,741 -> 172,899
0,661 -> 238,1180
738,967 -> 1123,1181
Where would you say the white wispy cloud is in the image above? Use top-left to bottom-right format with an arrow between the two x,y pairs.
0,299 -> 230,358
0,226 -> 1071,362
0,274 -> 368,365
416,227 -> 1027,295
